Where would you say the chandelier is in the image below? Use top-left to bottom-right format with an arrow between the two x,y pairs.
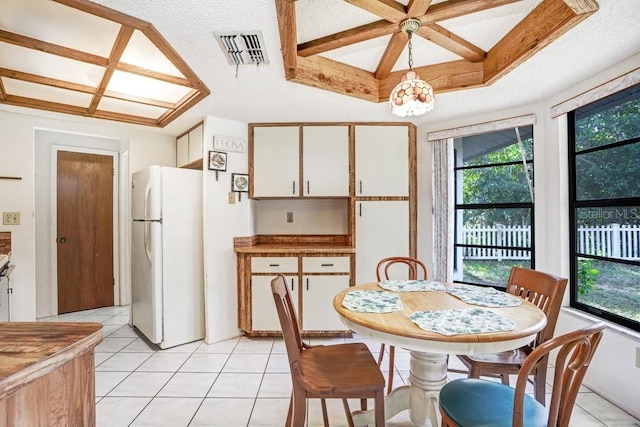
389,18 -> 435,117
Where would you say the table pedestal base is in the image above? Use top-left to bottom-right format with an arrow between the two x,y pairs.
351,352 -> 448,427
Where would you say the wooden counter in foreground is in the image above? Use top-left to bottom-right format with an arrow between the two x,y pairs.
0,322 -> 103,427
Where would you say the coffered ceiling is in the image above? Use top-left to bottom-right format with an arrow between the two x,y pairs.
0,0 -> 209,127
277,0 -> 597,102
2,0 -> 640,133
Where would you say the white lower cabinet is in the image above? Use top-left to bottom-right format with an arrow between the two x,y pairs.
355,200 -> 410,284
302,275 -> 350,331
251,275 -> 298,331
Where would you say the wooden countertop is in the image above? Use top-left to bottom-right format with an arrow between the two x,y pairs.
234,244 -> 355,254
0,322 -> 103,400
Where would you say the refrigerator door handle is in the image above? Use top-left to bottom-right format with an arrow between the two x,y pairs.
144,178 -> 152,220
144,221 -> 152,265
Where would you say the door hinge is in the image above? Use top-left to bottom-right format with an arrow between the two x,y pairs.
113,278 -> 115,286
112,168 -> 115,176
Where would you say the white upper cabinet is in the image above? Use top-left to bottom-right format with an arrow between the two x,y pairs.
302,126 -> 349,197
355,126 -> 409,197
252,126 -> 300,197
177,123 -> 204,169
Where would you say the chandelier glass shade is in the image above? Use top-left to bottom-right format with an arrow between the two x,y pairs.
389,18 -> 435,117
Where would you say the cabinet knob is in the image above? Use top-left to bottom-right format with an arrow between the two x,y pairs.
359,180 -> 362,194
292,181 -> 296,195
269,264 -> 280,267
321,263 -> 334,267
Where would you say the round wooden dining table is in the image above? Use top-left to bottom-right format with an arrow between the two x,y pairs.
333,282 -> 547,427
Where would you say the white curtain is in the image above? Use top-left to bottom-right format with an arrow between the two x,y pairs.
431,138 -> 453,282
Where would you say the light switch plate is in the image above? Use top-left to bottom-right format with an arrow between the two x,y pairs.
228,192 -> 235,204
2,212 -> 19,225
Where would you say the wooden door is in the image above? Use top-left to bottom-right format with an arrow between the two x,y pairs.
57,151 -> 114,314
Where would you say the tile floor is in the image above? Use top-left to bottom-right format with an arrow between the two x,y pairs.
41,305 -> 640,427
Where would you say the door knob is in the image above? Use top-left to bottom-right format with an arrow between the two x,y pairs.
58,237 -> 67,243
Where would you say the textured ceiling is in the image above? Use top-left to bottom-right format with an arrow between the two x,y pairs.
2,0 -> 640,134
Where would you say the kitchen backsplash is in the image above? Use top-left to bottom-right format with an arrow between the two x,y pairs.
253,199 -> 348,235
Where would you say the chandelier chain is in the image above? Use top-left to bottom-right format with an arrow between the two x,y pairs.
408,32 -> 414,70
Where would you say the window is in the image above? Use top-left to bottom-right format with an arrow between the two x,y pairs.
568,83 -> 640,331
453,126 -> 534,287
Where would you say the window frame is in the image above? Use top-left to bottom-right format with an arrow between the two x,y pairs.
567,95 -> 640,331
452,127 -> 535,287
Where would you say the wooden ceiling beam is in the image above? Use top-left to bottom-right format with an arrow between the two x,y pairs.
116,63 -> 194,87
416,23 -> 485,62
375,32 -> 408,80
292,55 -> 379,102
484,0 -> 598,84
379,59 -> 484,100
0,78 -> 6,101
419,0 -> 522,24
276,0 -> 298,78
344,0 -> 407,22
0,68 -> 96,94
297,20 -> 397,57
88,25 -> 134,114
0,29 -> 108,67
407,0 -> 433,17
157,89 -> 208,127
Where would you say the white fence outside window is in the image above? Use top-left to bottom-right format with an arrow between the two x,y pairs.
462,224 -> 640,260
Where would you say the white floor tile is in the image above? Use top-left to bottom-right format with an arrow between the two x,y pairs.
108,325 -> 140,338
265,353 -> 290,373
95,371 -> 131,397
179,353 -> 230,372
222,353 -> 269,373
190,398 -> 255,426
130,397 -> 202,426
121,337 -> 159,353
576,392 -> 640,425
94,352 -> 114,367
234,337 -> 275,354
109,372 -> 173,397
137,352 -> 191,372
95,337 -> 137,352
96,397 -> 151,427
208,373 -> 263,398
258,373 -> 292,398
102,315 -> 130,326
161,340 -> 202,353
96,352 -> 152,372
195,337 -> 240,353
248,398 -> 291,426
157,372 -> 217,397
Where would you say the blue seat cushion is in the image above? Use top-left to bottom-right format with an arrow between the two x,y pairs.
439,378 -> 548,427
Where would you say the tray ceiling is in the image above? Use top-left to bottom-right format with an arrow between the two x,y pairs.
0,0 -> 209,127
276,0 -> 599,102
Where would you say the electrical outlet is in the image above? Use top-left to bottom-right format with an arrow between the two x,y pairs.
228,192 -> 235,204
286,212 -> 294,223
2,212 -> 19,225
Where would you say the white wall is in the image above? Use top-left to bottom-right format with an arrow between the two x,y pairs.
418,52 -> 640,418
0,108 -> 176,320
202,116 -> 251,343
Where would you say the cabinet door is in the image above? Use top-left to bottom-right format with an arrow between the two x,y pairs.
176,134 -> 189,167
303,126 -> 349,197
355,201 -> 409,284
252,275 -> 298,331
188,124 -> 203,164
252,126 -> 300,197
355,126 -> 409,196
302,275 -> 350,331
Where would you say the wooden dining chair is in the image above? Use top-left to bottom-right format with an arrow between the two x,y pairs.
450,266 -> 568,405
271,274 -> 385,427
375,256 -> 428,394
439,322 -> 606,427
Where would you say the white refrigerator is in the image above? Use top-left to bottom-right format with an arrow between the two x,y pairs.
131,165 -> 205,349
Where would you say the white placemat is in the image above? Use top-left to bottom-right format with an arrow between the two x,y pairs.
446,286 -> 522,307
341,290 -> 403,313
379,279 -> 447,292
409,308 -> 516,336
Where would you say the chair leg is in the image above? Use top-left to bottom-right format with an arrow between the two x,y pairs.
534,366 -> 547,405
343,399 -> 355,427
374,389 -> 385,427
321,398 -> 329,427
360,398 -> 367,411
377,343 -> 386,366
387,346 -> 396,394
501,374 -> 510,385
286,394 -> 293,427
290,391 -> 306,427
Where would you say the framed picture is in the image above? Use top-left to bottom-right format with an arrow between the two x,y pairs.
231,173 -> 249,192
208,151 -> 227,171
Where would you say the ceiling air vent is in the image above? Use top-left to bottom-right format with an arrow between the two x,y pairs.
214,31 -> 269,66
